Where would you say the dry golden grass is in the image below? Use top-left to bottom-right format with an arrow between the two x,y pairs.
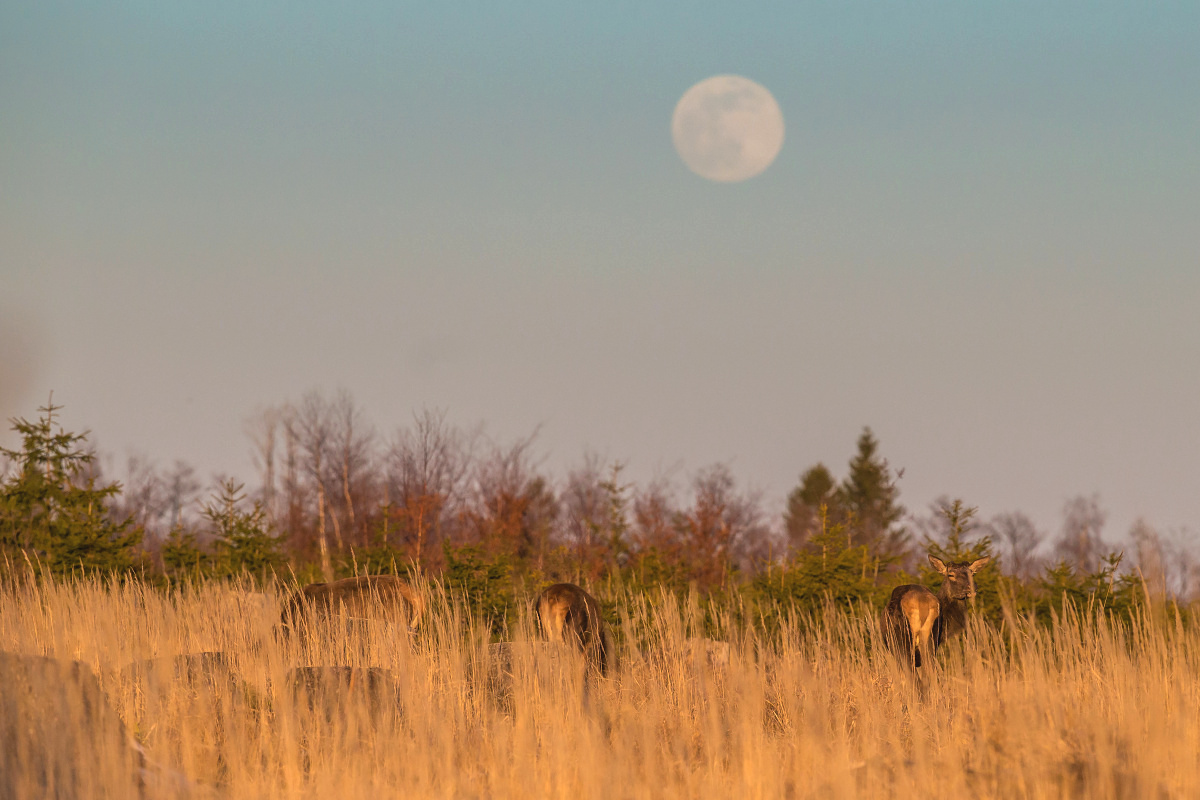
1,576 -> 1198,799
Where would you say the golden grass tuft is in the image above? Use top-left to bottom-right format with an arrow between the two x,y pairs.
1,575 -> 1197,799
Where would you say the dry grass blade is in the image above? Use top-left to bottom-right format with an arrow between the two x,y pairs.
0,575 -> 1197,798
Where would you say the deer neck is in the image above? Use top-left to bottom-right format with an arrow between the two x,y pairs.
937,584 -> 970,639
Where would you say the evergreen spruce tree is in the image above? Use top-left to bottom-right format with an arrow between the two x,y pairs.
161,527 -> 212,577
921,499 -> 992,565
598,462 -> 632,567
838,427 -> 908,558
203,478 -> 283,577
0,401 -> 140,574
752,505 -> 895,625
783,463 -> 838,549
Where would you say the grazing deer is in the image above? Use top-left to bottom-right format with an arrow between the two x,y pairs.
534,583 -> 613,676
279,575 -> 425,635
882,555 -> 990,668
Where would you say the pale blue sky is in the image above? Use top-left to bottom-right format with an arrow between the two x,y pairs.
2,1 -> 1198,543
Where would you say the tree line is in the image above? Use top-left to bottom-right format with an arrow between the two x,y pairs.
1,393 -> 1196,626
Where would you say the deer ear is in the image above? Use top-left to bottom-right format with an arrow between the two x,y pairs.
968,556 -> 991,573
928,555 -> 947,574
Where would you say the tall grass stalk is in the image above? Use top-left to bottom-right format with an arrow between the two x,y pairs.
1,576 -> 1197,798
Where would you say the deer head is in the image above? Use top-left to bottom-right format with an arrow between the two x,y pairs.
928,555 -> 990,602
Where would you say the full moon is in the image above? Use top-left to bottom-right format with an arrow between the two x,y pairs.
671,75 -> 785,182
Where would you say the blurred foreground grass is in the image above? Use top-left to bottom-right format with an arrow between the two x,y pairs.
1,575 -> 1197,799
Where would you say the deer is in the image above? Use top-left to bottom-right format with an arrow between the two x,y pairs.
927,555 -> 990,646
534,582 -> 614,676
279,575 -> 425,638
881,555 -> 990,668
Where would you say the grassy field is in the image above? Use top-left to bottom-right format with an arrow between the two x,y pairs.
1,576 -> 1197,799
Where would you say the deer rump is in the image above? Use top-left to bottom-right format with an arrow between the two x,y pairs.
534,583 -> 613,676
881,584 -> 940,668
280,575 -> 423,632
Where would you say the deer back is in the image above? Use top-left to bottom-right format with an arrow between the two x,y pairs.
281,575 -> 424,631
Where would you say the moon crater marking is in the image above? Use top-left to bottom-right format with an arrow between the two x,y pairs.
671,75 -> 785,183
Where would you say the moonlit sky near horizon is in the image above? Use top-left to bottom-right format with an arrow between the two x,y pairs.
2,2 -> 1198,545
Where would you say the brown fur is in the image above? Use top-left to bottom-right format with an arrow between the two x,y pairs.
929,555 -> 990,647
534,583 -> 613,676
280,575 -> 425,633
882,555 -> 990,668
881,584 -> 940,668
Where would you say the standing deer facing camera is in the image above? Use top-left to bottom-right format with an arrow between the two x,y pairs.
882,555 -> 989,668
534,583 -> 613,676
927,555 -> 990,646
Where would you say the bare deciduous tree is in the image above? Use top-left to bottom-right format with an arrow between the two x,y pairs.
1054,494 -> 1107,574
632,477 -> 678,555
1130,518 -> 1167,599
292,391 -> 337,580
386,408 -> 471,565
674,464 -> 770,589
330,390 -> 377,545
1163,527 -> 1200,602
563,453 -> 607,553
985,511 -> 1044,580
561,454 -> 631,580
245,406 -> 282,523
108,454 -> 168,537
464,432 -> 557,565
162,460 -> 201,531
279,407 -> 305,545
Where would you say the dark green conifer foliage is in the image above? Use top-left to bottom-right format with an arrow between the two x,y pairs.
783,463 -> 838,549
161,528 -> 212,577
624,547 -> 691,596
1037,552 -> 1143,619
202,478 -> 283,577
839,427 -> 907,556
753,506 -> 894,626
0,401 -> 140,574
442,541 -> 515,638
598,463 -> 632,568
922,499 -> 990,565
919,499 -> 1001,622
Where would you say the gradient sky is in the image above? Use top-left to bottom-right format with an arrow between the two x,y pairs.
3,1 -> 1198,546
